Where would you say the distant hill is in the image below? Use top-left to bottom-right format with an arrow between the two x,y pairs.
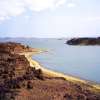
66,37 -> 100,45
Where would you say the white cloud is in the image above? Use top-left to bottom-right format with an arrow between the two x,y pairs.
67,3 -> 76,8
55,0 -> 66,7
0,0 -> 66,22
24,0 -> 66,11
0,0 -> 25,22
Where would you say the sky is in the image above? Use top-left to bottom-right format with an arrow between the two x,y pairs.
0,0 -> 100,38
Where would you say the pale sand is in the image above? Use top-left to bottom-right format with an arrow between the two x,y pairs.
22,51 -> 100,90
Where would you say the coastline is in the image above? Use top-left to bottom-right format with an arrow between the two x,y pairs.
1,42 -> 100,99
23,51 -> 100,90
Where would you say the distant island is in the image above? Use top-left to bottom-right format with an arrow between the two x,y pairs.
0,42 -> 100,100
66,37 -> 100,45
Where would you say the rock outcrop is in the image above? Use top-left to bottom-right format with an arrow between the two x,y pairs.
67,37 -> 100,45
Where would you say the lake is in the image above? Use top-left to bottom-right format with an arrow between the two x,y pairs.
1,38 -> 100,83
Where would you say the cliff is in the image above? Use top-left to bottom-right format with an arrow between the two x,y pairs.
67,37 -> 100,45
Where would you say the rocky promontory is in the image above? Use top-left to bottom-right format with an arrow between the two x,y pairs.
0,42 -> 100,100
0,42 -> 44,99
67,37 -> 100,45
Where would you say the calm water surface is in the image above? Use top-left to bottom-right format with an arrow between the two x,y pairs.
1,38 -> 100,83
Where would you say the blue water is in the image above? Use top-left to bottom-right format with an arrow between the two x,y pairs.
1,38 -> 100,83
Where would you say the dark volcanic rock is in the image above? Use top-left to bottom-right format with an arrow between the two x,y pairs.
67,37 -> 100,45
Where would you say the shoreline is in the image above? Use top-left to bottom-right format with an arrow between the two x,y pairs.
23,51 -> 100,90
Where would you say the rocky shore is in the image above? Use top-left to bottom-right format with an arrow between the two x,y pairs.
67,37 -> 100,45
0,42 -> 100,100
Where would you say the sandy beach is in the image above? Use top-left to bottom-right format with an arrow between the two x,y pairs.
22,50 -> 100,90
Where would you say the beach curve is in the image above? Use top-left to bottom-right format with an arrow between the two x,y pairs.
21,51 -> 100,90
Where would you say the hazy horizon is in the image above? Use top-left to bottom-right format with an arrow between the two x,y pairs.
0,36 -> 100,39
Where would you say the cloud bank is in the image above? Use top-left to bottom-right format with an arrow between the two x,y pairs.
0,0 -> 66,22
